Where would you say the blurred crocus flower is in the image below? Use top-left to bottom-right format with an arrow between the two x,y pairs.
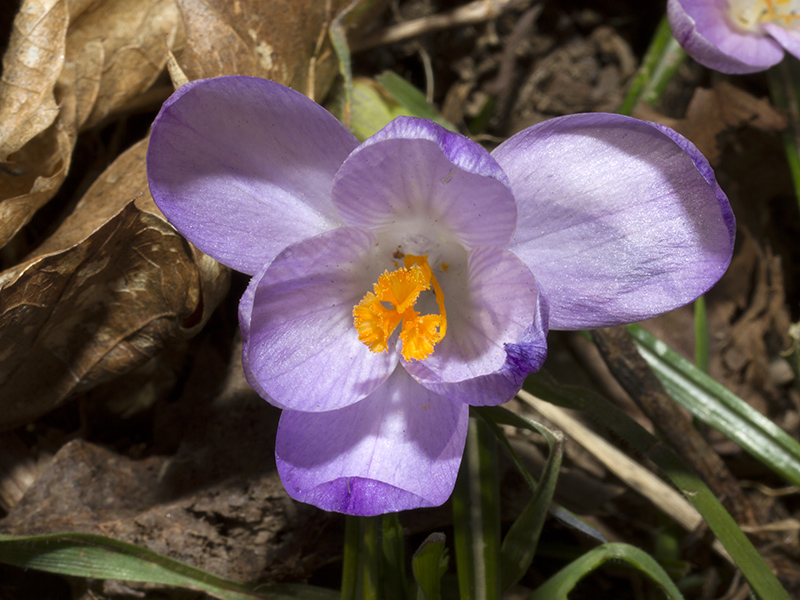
147,76 -> 735,516
669,0 -> 800,73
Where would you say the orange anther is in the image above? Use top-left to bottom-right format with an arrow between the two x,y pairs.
353,255 -> 447,361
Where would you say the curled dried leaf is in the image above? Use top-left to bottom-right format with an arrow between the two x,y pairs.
66,0 -> 182,129
0,83 -> 76,249
0,140 -> 229,429
0,0 -> 67,160
0,0 -> 183,250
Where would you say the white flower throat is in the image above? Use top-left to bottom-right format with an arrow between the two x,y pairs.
729,0 -> 800,31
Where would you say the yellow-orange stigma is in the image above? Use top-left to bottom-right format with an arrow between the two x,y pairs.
733,0 -> 800,29
353,254 -> 447,361
765,0 -> 800,24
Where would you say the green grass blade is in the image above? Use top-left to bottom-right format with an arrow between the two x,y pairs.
527,543 -> 685,600
523,374 -> 790,600
475,406 -> 564,591
412,533 -> 448,600
0,532 -> 337,600
452,417 -> 502,600
628,324 -> 800,488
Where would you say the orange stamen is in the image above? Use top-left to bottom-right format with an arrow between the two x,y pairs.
353,254 -> 447,361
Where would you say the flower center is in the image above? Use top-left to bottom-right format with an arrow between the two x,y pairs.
729,0 -> 800,31
353,254 -> 447,362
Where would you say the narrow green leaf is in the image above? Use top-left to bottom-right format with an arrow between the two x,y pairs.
475,406 -> 564,591
0,532 -> 337,600
477,407 -> 605,545
327,78 -> 417,141
375,72 -> 458,132
523,374 -> 790,600
452,417 -> 502,600
475,406 -> 539,491
618,15 -> 686,115
548,505 -> 607,545
498,429 -> 562,590
693,296 -> 709,373
628,324 -> 800,488
412,533 -> 448,600
528,543 -> 685,600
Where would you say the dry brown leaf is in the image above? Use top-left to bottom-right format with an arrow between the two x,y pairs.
0,203 -> 193,428
635,81 -> 788,165
0,0 -> 68,160
0,139 -> 229,429
65,0 -> 182,129
0,0 -> 387,425
0,0 -> 389,427
0,0 -> 74,248
0,0 -> 379,250
0,0 -> 183,250
0,68 -> 77,250
176,0 -> 356,98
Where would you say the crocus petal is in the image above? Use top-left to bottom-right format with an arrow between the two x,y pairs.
405,246 -> 548,405
493,113 -> 735,330
245,226 -> 397,411
331,117 -> 517,249
763,22 -> 800,60
147,76 -> 358,276
276,367 -> 468,515
667,0 -> 784,73
238,262 -> 278,404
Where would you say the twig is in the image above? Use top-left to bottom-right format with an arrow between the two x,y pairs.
351,0 -> 522,52
517,389 -> 733,563
591,327 -> 757,526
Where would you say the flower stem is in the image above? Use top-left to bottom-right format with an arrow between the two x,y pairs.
341,516 -> 361,600
767,56 -> 800,215
452,416 -> 501,600
341,515 -> 381,600
362,517 -> 380,600
618,15 -> 686,115
381,513 -> 409,600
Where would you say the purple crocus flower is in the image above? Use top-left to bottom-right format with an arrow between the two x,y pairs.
668,0 -> 800,73
147,76 -> 734,516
